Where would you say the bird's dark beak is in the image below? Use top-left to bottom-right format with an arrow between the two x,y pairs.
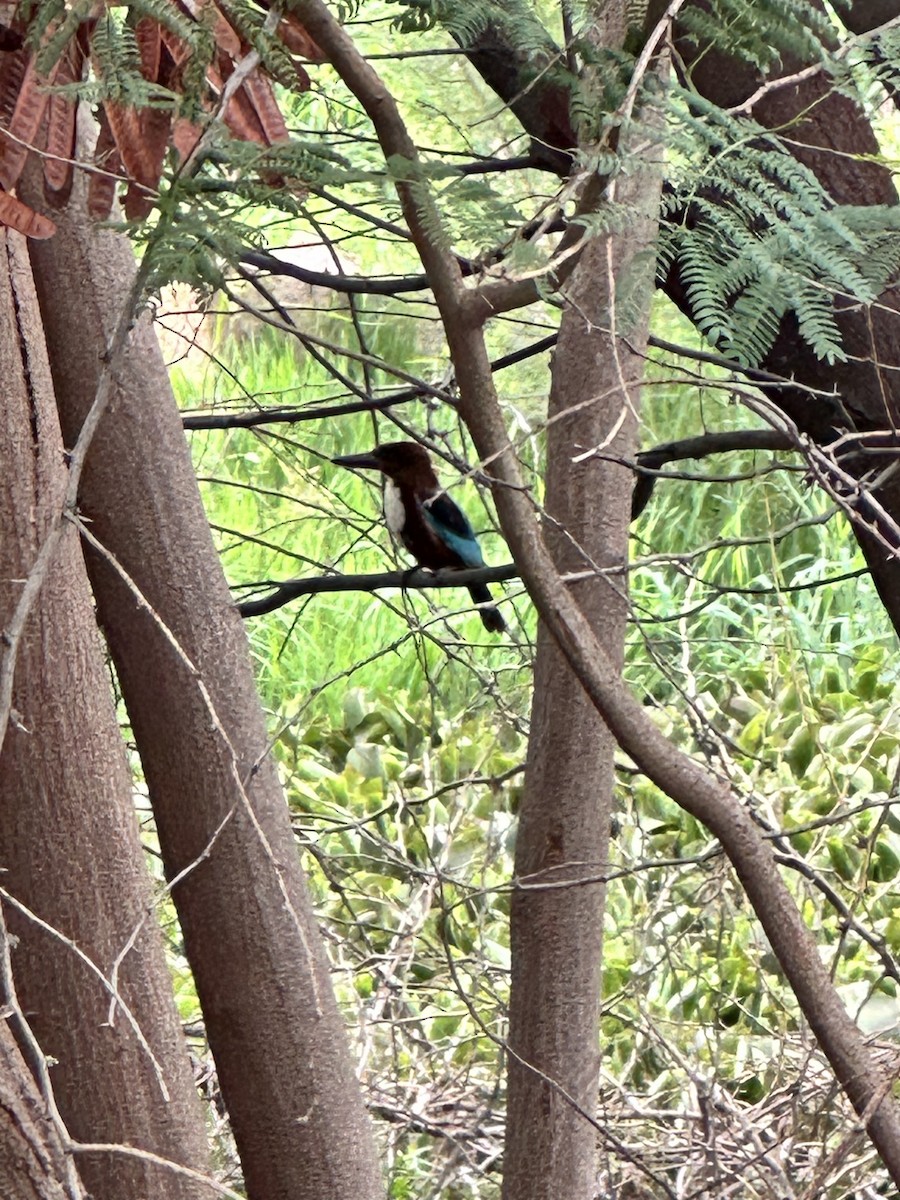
332,451 -> 381,470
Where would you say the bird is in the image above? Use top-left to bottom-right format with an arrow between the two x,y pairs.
332,441 -> 506,633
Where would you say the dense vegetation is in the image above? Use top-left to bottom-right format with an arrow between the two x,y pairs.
1,0 -> 897,1195
171,284 -> 900,1193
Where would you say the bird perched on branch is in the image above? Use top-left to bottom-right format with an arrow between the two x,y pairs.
332,441 -> 506,633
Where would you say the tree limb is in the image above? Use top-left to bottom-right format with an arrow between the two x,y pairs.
240,249 -> 432,296
179,327 -> 844,435
237,564 -> 519,617
631,429 -> 794,517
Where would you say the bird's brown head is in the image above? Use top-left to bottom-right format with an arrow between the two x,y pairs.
332,441 -> 437,486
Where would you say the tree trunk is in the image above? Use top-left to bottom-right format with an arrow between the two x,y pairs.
0,229 -> 209,1200
502,308 -> 625,1197
503,18 -> 662,1196
0,1021 -> 73,1200
21,172 -> 384,1200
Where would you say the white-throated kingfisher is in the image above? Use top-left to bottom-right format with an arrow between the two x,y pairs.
332,441 -> 506,633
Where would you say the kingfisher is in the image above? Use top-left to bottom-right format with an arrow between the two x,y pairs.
332,441 -> 506,633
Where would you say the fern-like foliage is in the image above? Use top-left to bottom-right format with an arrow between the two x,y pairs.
678,0 -> 835,73
834,21 -> 900,108
214,0 -> 298,88
30,0 -> 90,75
661,86 -> 900,367
132,122 -> 360,298
568,41 -> 633,143
89,11 -> 165,106
389,0 -> 562,67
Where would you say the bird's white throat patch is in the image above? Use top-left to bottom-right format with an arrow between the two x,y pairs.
383,480 -> 406,535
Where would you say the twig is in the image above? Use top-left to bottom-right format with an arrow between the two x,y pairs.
71,1142 -> 247,1199
630,428 -> 794,517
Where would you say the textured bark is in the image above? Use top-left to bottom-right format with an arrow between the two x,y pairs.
0,1023 -> 71,1200
457,9 -> 574,174
0,229 -> 209,1200
20,175 -> 384,1200
834,1 -> 898,35
503,33 -> 661,1194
